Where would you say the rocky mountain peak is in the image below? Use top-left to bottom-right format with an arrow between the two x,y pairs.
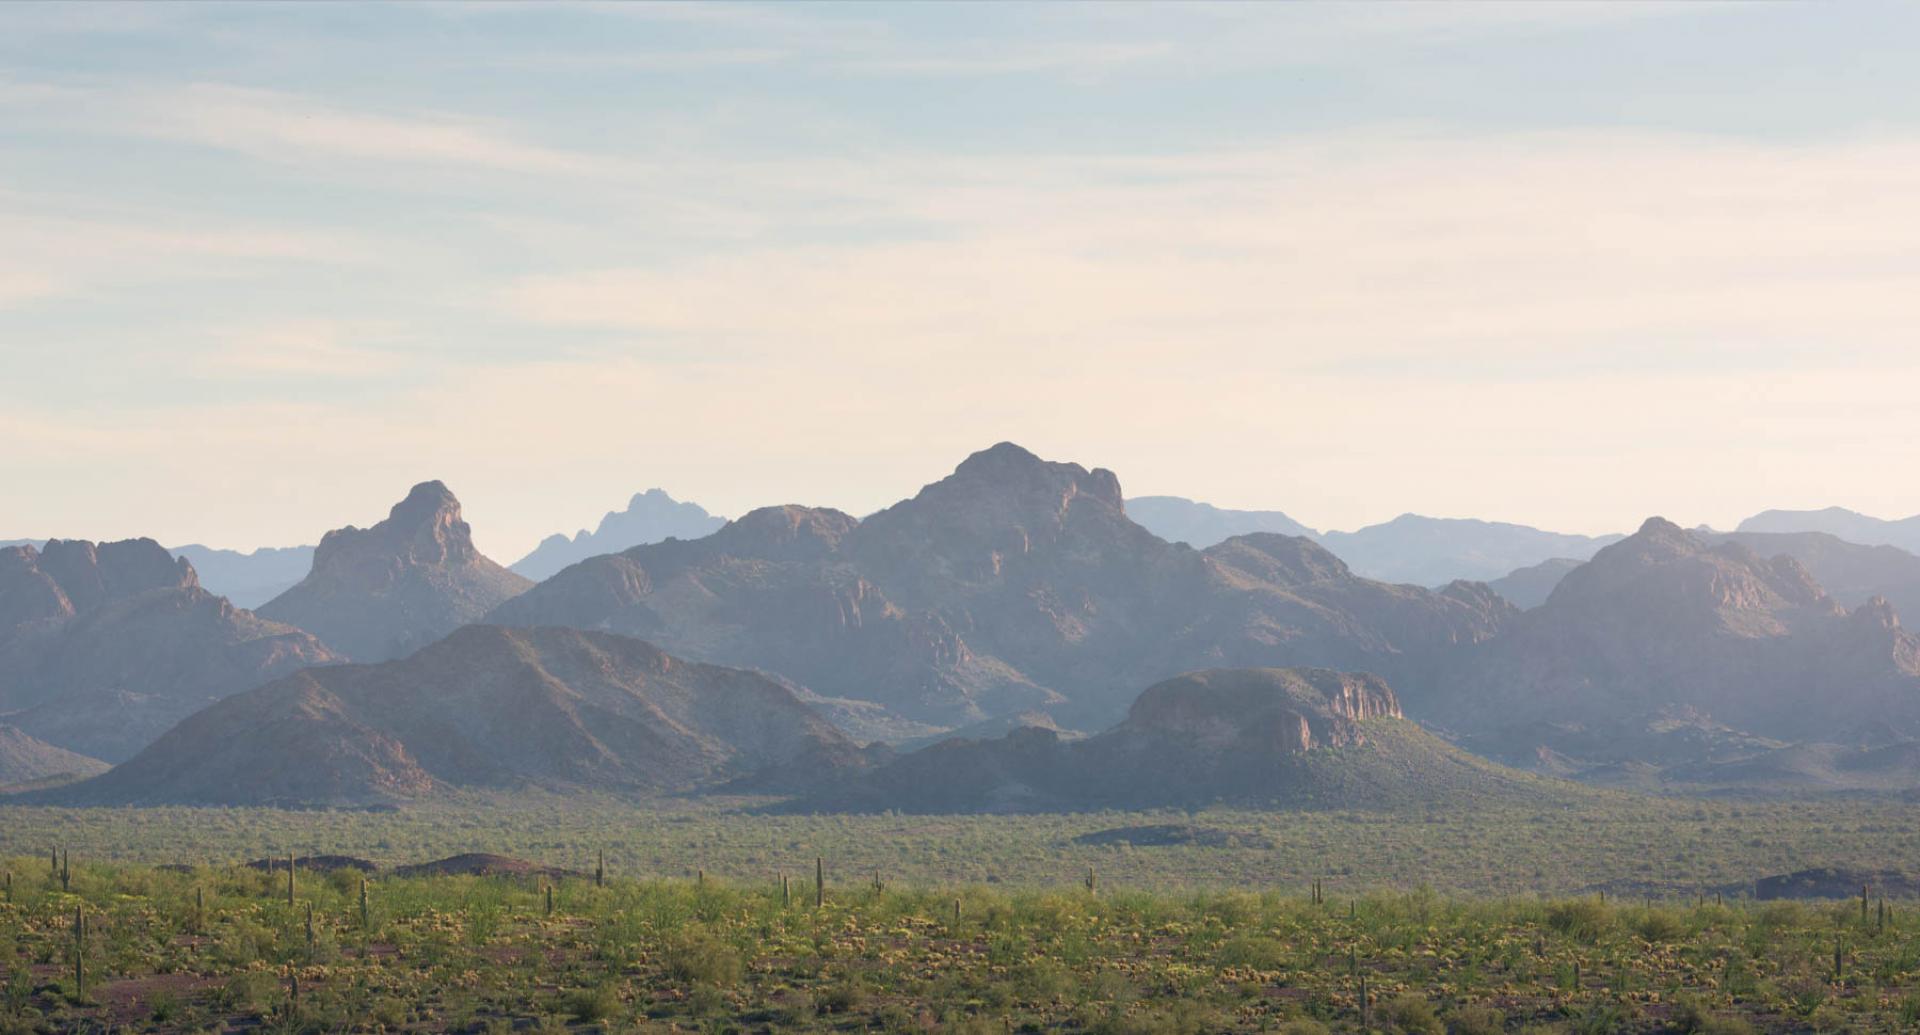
310,481 -> 477,576
946,441 -> 1125,511
6,538 -> 196,622
705,506 -> 857,561
258,482 -> 530,661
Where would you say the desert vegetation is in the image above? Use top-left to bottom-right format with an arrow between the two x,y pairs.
2,850 -> 1917,1034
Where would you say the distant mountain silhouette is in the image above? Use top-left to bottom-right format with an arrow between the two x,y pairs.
1125,499 -> 1619,585
55,626 -> 867,806
798,667 -> 1571,812
170,544 -> 315,609
0,539 -> 340,761
1123,497 -> 1316,545
511,489 -> 725,581
1738,506 -> 1920,554
258,482 -> 531,661
491,444 -> 1512,731
1433,518 -> 1920,769
1315,515 -> 1621,586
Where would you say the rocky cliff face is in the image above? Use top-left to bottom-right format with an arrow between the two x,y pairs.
1433,518 -> 1920,753
0,540 -> 340,761
58,625 -> 867,806
491,443 -> 1512,731
258,482 -> 532,661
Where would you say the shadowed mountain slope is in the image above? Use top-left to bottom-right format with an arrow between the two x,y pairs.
0,539 -> 340,761
512,489 -> 726,582
0,724 -> 107,787
57,626 -> 867,807
259,482 -> 532,661
490,444 -> 1513,731
798,667 -> 1574,812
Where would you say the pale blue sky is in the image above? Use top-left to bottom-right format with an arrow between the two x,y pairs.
4,2 -> 1919,557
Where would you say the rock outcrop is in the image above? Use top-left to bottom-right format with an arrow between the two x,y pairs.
491,443 -> 1513,731
0,540 -> 340,760
258,482 -> 532,661
57,625 -> 867,806
511,488 -> 725,582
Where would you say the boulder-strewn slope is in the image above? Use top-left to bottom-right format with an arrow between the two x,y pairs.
259,482 -> 532,661
58,625 -> 867,806
0,540 -> 340,761
0,724 -> 107,787
511,489 -> 725,582
800,667 -> 1569,812
490,444 -> 1513,730
1435,518 -> 1920,766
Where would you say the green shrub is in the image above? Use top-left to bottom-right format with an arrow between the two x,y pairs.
663,929 -> 743,987
561,983 -> 620,1023
1449,1003 -> 1504,1035
1380,994 -> 1444,1035
1545,899 -> 1612,942
1634,909 -> 1685,943
1274,1021 -> 1331,1035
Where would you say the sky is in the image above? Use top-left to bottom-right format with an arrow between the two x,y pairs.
4,2 -> 1920,560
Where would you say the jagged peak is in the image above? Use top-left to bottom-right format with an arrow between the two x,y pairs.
388,480 -> 462,525
312,481 -> 477,571
706,505 -> 857,560
1850,596 -> 1902,631
945,442 -> 1123,507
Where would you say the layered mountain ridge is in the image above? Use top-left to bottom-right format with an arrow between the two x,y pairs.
511,489 -> 725,582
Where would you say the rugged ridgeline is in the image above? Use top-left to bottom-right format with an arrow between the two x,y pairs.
1737,506 -> 1920,554
511,489 -> 725,582
258,482 -> 532,661
800,668 -> 1566,812
170,543 -> 315,610
1438,518 -> 1920,780
0,724 -> 108,787
0,539 -> 339,762
490,443 -> 1513,730
56,626 -> 869,807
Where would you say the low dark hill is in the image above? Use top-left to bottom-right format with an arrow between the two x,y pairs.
55,626 -> 866,807
796,668 -> 1577,813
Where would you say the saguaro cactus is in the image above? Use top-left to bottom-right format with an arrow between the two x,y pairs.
72,906 -> 85,1000
815,857 -> 824,908
596,850 -> 605,888
286,853 -> 295,906
360,878 -> 370,928
545,884 -> 554,917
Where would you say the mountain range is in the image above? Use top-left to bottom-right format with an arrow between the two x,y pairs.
490,443 -> 1512,730
510,489 -> 726,581
257,482 -> 532,661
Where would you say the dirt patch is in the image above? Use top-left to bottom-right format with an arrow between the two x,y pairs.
1073,824 -> 1274,849
393,853 -> 581,880
244,854 -> 378,874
